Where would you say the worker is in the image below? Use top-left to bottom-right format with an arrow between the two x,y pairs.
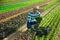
27,6 -> 50,37
27,6 -> 41,30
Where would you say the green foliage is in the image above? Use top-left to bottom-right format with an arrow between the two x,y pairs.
34,3 -> 60,40
41,0 -> 60,10
35,16 -> 42,23
0,0 -> 44,13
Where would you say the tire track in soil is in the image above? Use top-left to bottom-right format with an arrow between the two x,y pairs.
0,0 -> 51,20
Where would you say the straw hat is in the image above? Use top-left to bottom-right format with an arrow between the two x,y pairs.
33,6 -> 40,10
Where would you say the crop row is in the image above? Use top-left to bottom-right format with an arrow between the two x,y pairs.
34,4 -> 60,40
41,0 -> 60,10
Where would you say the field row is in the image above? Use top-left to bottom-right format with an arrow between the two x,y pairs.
41,0 -> 60,10
34,3 -> 60,40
